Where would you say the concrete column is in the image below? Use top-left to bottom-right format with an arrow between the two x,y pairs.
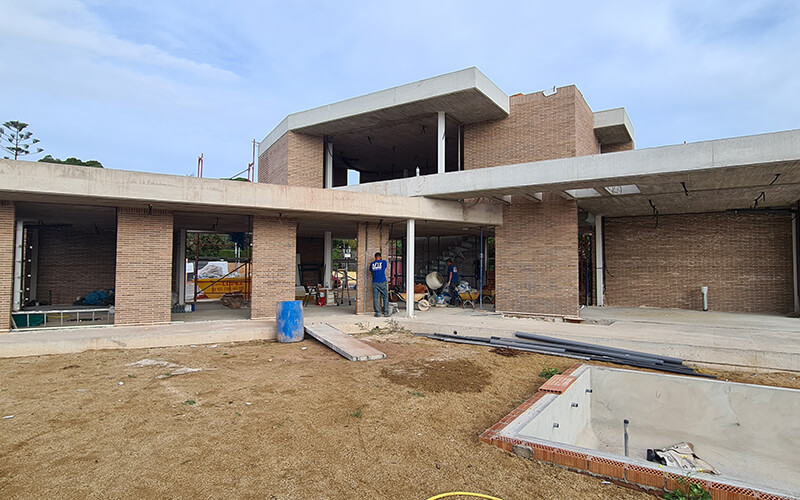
251,216 -> 296,318
0,201 -> 15,332
324,142 -> 333,189
324,230 -> 332,288
595,215 -> 604,307
174,229 -> 187,305
115,208 -> 173,325
793,213 -> 799,313
12,221 -> 23,311
437,111 -> 446,174
406,219 -> 415,318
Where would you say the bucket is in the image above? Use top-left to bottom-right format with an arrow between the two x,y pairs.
426,272 -> 444,290
276,300 -> 304,343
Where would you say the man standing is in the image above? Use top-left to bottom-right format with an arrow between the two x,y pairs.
446,258 -> 459,306
370,252 -> 390,317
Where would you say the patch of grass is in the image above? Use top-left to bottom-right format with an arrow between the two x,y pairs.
127,374 -> 137,378
408,391 -> 425,397
539,367 -> 560,379
180,459 -> 191,465
235,412 -> 242,417
349,406 -> 364,418
182,400 -> 196,406
163,372 -> 172,378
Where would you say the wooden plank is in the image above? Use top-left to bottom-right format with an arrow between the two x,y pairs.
304,323 -> 386,362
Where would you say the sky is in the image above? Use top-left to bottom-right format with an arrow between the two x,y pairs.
1,0 -> 799,179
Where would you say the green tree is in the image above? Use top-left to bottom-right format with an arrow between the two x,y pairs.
0,121 -> 43,160
39,155 -> 103,168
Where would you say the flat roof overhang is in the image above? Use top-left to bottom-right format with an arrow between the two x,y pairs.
0,160 -> 502,231
340,129 -> 800,217
593,107 -> 634,145
259,67 -> 510,154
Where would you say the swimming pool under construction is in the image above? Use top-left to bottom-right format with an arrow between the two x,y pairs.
480,364 -> 800,499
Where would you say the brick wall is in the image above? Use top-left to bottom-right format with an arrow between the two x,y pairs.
35,227 -> 116,305
464,85 -> 590,169
258,132 -> 323,188
115,208 -> 173,325
495,194 -> 578,316
258,133 -> 289,185
575,89 -> 599,157
604,213 -> 794,313
287,132 -> 324,188
601,141 -> 634,153
251,216 -> 296,318
0,201 -> 14,332
355,222 -> 390,315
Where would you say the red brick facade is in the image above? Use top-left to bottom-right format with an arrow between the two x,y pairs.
355,222 -> 390,315
464,86 -> 596,169
35,227 -> 116,305
251,216 -> 297,318
114,208 -> 173,325
495,194 -> 578,316
258,132 -> 324,188
258,133 -> 289,185
604,213 -> 794,313
465,86 -> 596,315
601,141 -> 634,153
0,201 -> 14,332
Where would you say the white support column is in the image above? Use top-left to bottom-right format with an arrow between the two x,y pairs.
793,214 -> 799,313
457,124 -> 462,170
406,219 -> 415,318
324,142 -> 333,189
437,111 -> 446,174
12,221 -> 23,311
324,231 -> 333,289
595,215 -> 604,307
175,229 -> 187,305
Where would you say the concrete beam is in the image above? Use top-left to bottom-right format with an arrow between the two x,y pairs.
0,159 -> 502,227
339,129 -> 800,200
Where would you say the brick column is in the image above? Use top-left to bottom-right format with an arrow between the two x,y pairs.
0,201 -> 14,332
355,222 -> 390,315
115,208 -> 173,325
251,216 -> 296,318
495,194 -> 578,316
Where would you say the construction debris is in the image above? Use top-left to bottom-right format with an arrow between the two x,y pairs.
126,359 -> 203,378
417,331 -> 713,378
220,292 -> 247,309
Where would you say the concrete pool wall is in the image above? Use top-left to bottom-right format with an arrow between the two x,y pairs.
480,364 -> 800,499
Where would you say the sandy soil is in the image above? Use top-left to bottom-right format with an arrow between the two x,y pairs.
0,329 -> 797,499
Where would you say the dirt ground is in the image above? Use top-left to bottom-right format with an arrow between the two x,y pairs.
0,329 -> 798,500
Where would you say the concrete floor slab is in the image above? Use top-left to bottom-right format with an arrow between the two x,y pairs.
2,305 -> 799,373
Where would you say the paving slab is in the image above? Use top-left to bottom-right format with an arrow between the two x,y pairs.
304,323 -> 386,361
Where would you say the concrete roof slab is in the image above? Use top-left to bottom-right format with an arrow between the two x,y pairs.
259,67 -> 509,155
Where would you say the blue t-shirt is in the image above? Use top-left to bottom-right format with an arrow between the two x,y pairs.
370,259 -> 388,283
447,264 -> 459,283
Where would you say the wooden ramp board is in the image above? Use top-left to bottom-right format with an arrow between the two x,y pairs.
304,323 -> 386,361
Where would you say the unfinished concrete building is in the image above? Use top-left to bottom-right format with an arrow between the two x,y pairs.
1,67 -> 799,333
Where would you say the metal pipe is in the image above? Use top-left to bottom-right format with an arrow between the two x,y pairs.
514,332 -> 684,365
624,419 -> 629,457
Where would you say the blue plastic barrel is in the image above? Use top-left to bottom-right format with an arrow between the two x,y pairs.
276,300 -> 304,343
